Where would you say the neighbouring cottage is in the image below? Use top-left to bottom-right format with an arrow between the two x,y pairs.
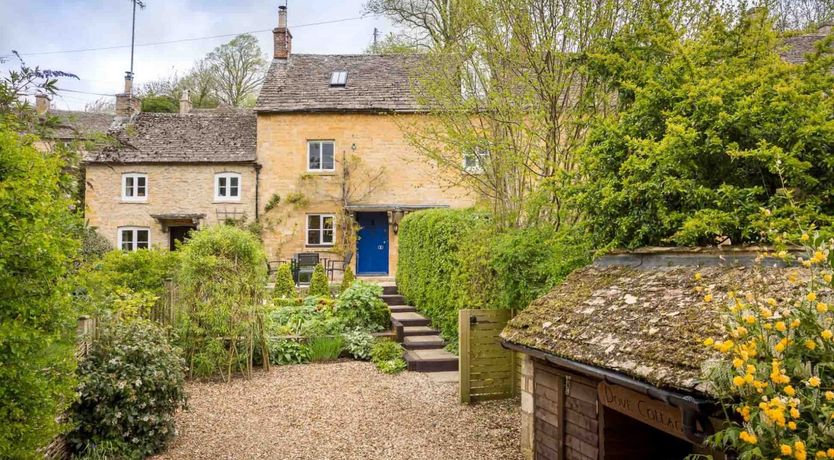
501,248 -> 809,460
83,83 -> 258,251
255,5 -> 474,277
32,93 -> 113,150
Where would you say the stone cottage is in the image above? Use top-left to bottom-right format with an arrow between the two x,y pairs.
254,5 -> 473,277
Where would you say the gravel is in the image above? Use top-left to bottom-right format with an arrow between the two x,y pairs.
153,361 -> 521,460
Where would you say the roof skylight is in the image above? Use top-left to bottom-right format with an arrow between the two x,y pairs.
330,71 -> 347,87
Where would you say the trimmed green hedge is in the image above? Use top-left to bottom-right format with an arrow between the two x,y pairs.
397,208 -> 590,349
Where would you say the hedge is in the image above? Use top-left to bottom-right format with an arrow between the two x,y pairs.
396,208 -> 590,349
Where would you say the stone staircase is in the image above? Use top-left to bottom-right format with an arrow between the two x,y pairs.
381,285 -> 459,372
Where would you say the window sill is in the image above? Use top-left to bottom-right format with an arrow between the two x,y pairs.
120,199 -> 148,204
304,244 -> 335,249
213,200 -> 242,204
305,171 -> 337,176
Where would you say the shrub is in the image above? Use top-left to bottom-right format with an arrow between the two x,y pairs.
273,263 -> 296,299
308,263 -> 330,297
270,297 -> 344,336
141,95 -> 177,113
308,336 -> 344,362
0,128 -> 80,457
80,226 -> 112,261
335,281 -> 391,332
340,265 -> 355,292
269,339 -> 311,365
370,339 -> 406,374
342,329 -> 375,360
176,225 -> 269,380
68,319 -> 187,458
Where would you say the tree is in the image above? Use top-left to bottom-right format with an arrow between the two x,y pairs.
0,128 -> 81,458
205,34 -> 266,107
763,0 -> 834,30
363,0 -> 466,49
574,9 -> 834,248
365,31 -> 422,54
179,58 -> 219,108
141,95 -> 178,113
84,97 -> 115,114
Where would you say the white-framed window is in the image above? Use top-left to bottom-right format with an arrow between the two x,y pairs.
118,227 -> 150,251
463,148 -> 488,173
306,214 -> 335,246
214,172 -> 241,202
121,173 -> 147,201
308,141 -> 335,171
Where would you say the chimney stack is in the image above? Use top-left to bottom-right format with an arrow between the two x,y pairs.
115,71 -> 141,117
35,93 -> 50,116
179,89 -> 192,114
273,5 -> 292,59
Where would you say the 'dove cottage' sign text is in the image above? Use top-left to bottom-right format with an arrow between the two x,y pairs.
597,382 -> 687,441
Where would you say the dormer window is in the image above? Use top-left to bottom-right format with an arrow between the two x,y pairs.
330,71 -> 347,87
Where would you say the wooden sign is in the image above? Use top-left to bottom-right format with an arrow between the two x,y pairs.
597,382 -> 688,441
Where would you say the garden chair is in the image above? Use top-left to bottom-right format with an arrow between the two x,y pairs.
326,251 -> 353,281
293,252 -> 320,285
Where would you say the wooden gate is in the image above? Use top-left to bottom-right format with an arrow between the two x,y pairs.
459,309 -> 520,403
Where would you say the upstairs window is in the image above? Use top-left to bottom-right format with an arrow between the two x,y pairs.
330,71 -> 347,87
307,214 -> 335,246
308,141 -> 335,171
463,148 -> 488,173
118,227 -> 150,251
122,173 -> 147,201
215,172 -> 241,201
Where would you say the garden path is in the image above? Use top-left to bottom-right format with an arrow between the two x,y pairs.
153,361 -> 520,459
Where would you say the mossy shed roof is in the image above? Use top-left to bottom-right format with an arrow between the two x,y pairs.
501,247 -> 808,397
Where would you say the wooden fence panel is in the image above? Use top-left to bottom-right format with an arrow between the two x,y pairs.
459,309 -> 520,403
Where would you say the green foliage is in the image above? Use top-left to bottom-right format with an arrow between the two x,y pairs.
308,336 -> 344,362
308,263 -> 330,297
342,329 -> 375,360
397,208 -> 589,347
80,226 -> 112,261
268,339 -> 311,365
175,225 -> 268,380
370,339 -> 406,374
285,191 -> 309,207
340,265 -> 356,292
335,281 -> 391,332
576,10 -> 834,248
68,320 -> 187,458
269,297 -> 344,337
141,95 -> 178,113
264,193 -> 281,212
0,128 -> 80,458
273,263 -> 296,299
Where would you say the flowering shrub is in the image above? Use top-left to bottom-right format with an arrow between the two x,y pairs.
701,235 -> 834,459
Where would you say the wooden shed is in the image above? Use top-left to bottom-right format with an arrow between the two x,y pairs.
501,248 -> 803,460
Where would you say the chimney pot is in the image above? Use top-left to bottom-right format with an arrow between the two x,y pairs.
273,5 -> 292,59
116,71 -> 140,117
179,89 -> 192,114
35,93 -> 50,116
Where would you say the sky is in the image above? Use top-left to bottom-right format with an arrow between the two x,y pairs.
0,0 -> 395,110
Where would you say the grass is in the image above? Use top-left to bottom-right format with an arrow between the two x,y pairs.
308,336 -> 344,362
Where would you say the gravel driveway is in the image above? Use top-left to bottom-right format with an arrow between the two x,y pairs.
154,361 -> 521,460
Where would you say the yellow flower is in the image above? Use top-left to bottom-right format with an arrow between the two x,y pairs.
746,364 -> 756,374
719,340 -> 734,353
704,293 -> 713,303
802,233 -> 810,242
767,297 -> 778,306
739,431 -> 757,445
732,375 -> 745,387
816,452 -> 827,459
783,445 -> 794,456
827,449 -> 834,457
733,357 -> 744,368
694,272 -> 702,281
784,385 -> 796,396
761,307 -> 774,318
809,376 -> 821,387
744,315 -> 756,324
826,391 -> 834,401
775,338 -> 788,353
703,337 -> 714,346
806,339 -> 818,350
808,292 -> 818,302
791,407 -> 801,418
791,319 -> 802,328
818,303 -> 829,313
824,273 -> 833,283
788,421 -> 797,430
776,321 -> 787,332
779,250 -> 789,258
733,326 -> 749,337
823,329 -> 833,340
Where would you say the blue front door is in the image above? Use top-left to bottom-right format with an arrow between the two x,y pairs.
356,212 -> 389,275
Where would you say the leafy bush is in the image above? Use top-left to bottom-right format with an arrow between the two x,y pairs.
269,297 -> 344,336
575,10 -> 834,248
273,263 -> 296,299
340,265 -> 355,292
176,225 -> 268,380
269,339 -> 311,365
370,339 -> 406,374
342,329 -> 375,360
68,319 -> 187,458
80,226 -> 112,261
0,128 -> 80,457
308,336 -> 344,362
308,263 -> 330,297
141,95 -> 177,113
335,281 -> 391,332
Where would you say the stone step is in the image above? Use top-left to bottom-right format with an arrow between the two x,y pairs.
381,284 -> 399,296
381,294 -> 406,305
405,349 -> 459,372
389,305 -> 416,313
402,326 -> 437,336
403,335 -> 445,350
391,312 -> 430,327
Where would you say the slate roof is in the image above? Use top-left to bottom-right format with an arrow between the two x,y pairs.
84,109 -> 257,164
48,110 -> 114,140
255,54 -> 425,113
501,248 -> 815,397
